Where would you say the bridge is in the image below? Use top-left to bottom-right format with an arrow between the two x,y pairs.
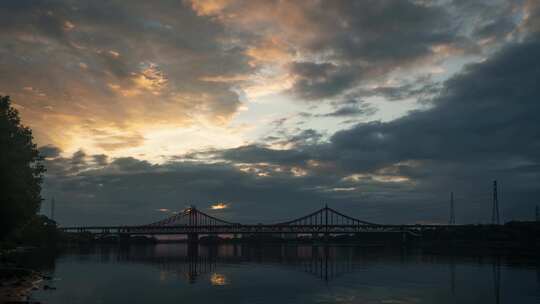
60,205 -> 456,241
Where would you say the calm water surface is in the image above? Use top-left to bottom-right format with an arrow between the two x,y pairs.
25,244 -> 540,304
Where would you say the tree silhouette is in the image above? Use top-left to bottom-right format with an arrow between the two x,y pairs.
0,96 -> 45,241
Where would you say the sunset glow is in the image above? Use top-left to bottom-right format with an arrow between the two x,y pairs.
211,203 -> 229,210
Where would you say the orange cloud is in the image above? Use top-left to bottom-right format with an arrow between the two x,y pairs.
189,0 -> 234,16
210,202 -> 229,210
245,36 -> 294,67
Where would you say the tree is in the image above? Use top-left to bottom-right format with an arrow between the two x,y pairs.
0,96 -> 45,241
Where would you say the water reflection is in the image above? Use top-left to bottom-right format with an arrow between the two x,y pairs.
210,273 -> 227,286
27,244 -> 540,304
107,244 -> 379,283
493,257 -> 501,304
67,243 -> 513,290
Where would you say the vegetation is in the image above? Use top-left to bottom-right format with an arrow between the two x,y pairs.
11,215 -> 59,246
0,96 -> 46,242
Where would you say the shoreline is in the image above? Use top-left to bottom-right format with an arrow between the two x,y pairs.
0,247 -> 54,304
0,267 -> 46,303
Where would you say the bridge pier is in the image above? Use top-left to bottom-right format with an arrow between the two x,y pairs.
233,243 -> 238,257
187,233 -> 199,244
188,245 -> 199,260
401,230 -> 408,246
119,233 -> 131,243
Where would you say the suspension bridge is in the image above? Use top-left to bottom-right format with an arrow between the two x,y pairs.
60,205 -> 455,241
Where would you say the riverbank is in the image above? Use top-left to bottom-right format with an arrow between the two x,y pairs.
0,268 -> 46,303
0,248 -> 55,304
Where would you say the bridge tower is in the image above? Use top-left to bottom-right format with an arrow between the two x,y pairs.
187,206 -> 199,244
324,204 -> 329,242
491,180 -> 500,225
449,192 -> 455,225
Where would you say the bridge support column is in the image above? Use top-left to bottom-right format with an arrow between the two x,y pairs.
187,233 -> 199,259
119,233 -> 131,243
401,230 -> 408,246
311,245 -> 318,258
187,241 -> 198,259
187,233 -> 199,244
233,243 -> 239,257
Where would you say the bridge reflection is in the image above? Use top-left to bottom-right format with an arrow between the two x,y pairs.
95,244 -> 365,283
17,242 -> 528,304
87,242 -> 506,295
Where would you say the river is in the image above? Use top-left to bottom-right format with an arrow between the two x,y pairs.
19,243 -> 540,304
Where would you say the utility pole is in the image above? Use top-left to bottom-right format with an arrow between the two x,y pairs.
449,192 -> 455,225
491,180 -> 500,225
536,205 -> 539,222
51,197 -> 55,221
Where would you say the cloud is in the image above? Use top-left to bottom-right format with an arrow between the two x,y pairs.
8,1 -> 539,226
2,0 -> 534,159
0,0 -> 251,153
40,28 -> 540,225
210,202 -> 229,210
219,145 -> 311,166
319,103 -> 377,118
92,154 -> 108,166
39,145 -> 62,159
189,0 -> 529,102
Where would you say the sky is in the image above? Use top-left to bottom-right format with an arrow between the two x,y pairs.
1,0 -> 539,226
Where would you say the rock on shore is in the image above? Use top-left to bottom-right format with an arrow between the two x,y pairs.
0,268 -> 45,303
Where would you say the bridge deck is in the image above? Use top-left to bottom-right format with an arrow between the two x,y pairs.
60,224 -> 466,235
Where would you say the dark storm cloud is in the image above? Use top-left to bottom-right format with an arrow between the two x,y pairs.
38,145 -> 62,159
278,0 -> 528,101
350,76 -> 442,103
219,145 -> 311,166
283,0 -> 462,100
289,62 -> 358,100
452,0 -> 523,40
284,129 -> 324,146
338,36 -> 539,161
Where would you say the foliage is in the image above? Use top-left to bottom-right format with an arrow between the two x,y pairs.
0,96 -> 45,241
12,215 -> 58,246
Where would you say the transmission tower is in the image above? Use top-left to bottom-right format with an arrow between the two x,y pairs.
491,180 -> 500,225
449,192 -> 455,225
